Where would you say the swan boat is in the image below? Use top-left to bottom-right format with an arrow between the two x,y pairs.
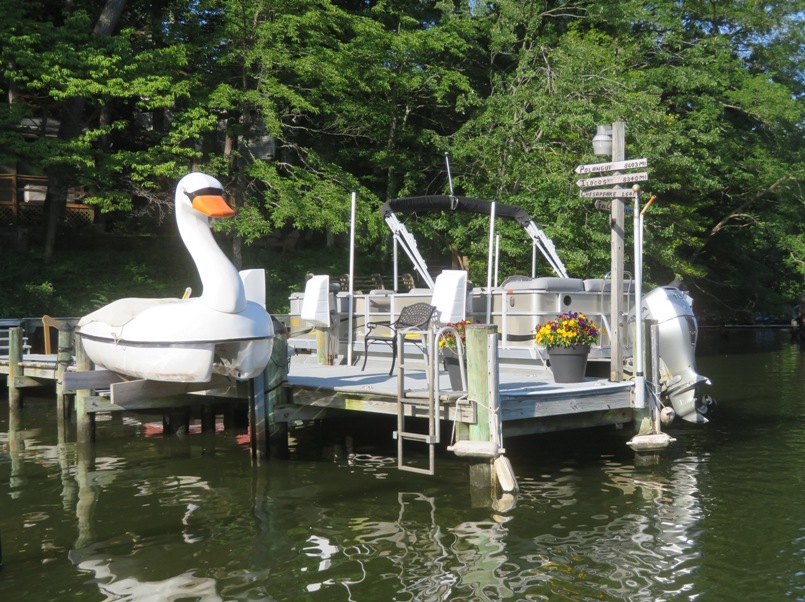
289,195 -> 714,424
76,173 -> 274,383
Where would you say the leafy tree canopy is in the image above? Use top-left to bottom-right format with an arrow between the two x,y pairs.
0,0 -> 802,319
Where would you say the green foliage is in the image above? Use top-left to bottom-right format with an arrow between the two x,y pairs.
0,0 -> 803,321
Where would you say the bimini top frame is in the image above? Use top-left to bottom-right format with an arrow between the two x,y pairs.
380,195 -> 568,289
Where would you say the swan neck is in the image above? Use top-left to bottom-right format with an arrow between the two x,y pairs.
178,209 -> 245,313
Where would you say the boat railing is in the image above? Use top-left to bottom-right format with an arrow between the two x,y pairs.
288,281 -> 635,363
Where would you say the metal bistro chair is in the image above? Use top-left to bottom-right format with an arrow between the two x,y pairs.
361,302 -> 436,375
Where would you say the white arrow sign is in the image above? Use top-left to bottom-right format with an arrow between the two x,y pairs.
574,158 -> 648,175
576,172 -> 648,188
580,188 -> 638,198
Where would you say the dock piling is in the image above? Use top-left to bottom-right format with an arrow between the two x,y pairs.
74,336 -> 96,444
7,327 -> 23,408
458,324 -> 518,498
250,319 -> 290,460
56,325 -> 74,419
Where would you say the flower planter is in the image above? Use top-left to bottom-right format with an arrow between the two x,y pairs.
441,347 -> 465,391
547,344 -> 590,383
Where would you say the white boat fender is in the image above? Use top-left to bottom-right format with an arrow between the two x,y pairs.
626,432 -> 676,452
660,406 -> 676,426
447,440 -> 501,458
494,455 -> 519,494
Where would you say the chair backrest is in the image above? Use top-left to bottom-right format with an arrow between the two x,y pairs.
397,303 -> 436,330
42,315 -> 66,355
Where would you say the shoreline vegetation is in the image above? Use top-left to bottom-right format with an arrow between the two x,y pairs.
1,227 -> 795,326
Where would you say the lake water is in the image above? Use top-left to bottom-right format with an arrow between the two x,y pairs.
1,328 -> 804,601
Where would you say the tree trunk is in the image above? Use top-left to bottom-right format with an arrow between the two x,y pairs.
43,0 -> 128,258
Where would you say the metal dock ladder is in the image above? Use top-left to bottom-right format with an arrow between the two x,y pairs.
394,328 -> 441,475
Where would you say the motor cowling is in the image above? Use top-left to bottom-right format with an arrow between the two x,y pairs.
640,286 -> 712,423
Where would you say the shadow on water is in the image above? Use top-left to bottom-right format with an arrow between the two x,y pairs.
1,328 -> 804,600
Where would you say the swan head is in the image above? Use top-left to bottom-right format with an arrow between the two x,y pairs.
174,172 -> 245,313
176,172 -> 234,219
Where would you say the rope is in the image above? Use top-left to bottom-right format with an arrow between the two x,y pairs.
263,379 -> 287,395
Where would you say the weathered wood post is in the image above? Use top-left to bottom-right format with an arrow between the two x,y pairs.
55,326 -> 74,419
74,443 -> 97,549
163,410 -> 191,436
200,404 -> 215,433
316,306 -> 338,366
251,319 -> 290,461
74,336 -> 96,444
460,324 -> 500,503
266,320 -> 290,458
7,327 -> 23,408
8,389 -> 22,496
610,120 -> 626,383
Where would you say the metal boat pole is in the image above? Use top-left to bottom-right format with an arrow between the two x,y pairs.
633,187 -> 645,411
347,192 -> 356,366
393,237 -> 398,290
445,152 -> 454,196
486,202 -> 496,323
610,121 -> 626,382
494,234 -> 500,287
627,192 -> 674,453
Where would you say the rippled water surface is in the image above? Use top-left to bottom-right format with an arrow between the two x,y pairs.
2,329 -> 804,601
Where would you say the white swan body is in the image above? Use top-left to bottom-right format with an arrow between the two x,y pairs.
77,173 -> 274,382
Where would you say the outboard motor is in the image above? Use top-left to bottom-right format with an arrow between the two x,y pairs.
640,286 -> 714,423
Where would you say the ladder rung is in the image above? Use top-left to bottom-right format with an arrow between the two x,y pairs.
399,464 -> 435,476
394,431 -> 437,444
395,328 -> 437,476
398,397 -> 430,406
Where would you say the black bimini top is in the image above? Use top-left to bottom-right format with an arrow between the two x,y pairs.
380,195 -> 533,229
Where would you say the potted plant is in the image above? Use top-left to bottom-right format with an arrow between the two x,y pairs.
438,320 -> 471,390
535,312 -> 600,382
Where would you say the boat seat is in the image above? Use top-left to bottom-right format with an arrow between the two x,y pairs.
504,277 -> 585,292
583,278 -> 635,293
500,275 -> 532,287
361,302 -> 436,376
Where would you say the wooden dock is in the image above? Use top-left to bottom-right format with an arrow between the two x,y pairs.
283,357 -> 633,436
276,323 -> 640,489
3,319 -> 650,499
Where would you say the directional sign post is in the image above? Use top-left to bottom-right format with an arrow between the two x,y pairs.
576,172 -> 648,188
573,124 -> 649,383
580,188 -> 638,198
574,157 -> 648,175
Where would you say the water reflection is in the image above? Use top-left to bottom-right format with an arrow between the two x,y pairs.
488,454 -> 705,601
334,488 -> 513,601
3,331 -> 805,601
2,406 -> 711,602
